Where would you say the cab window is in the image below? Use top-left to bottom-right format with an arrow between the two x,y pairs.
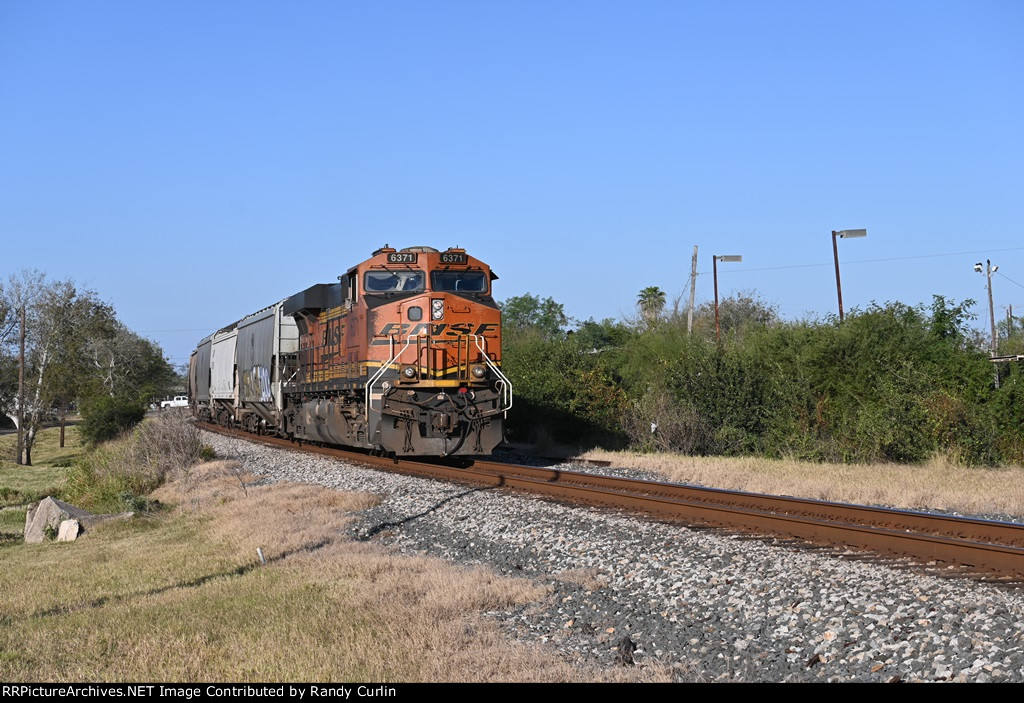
364,270 -> 425,292
431,270 -> 487,293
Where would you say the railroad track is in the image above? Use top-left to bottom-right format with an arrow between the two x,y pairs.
199,422 -> 1024,580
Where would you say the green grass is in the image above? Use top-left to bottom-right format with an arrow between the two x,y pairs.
0,425 -> 86,536
0,508 -> 26,541
0,422 -> 84,469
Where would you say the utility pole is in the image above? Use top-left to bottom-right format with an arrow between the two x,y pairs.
976,260 -> 1000,388
16,305 -> 25,466
686,245 -> 698,335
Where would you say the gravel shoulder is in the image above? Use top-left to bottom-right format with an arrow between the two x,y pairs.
205,432 -> 1024,682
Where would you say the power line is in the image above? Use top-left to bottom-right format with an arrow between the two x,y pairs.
997,271 -> 1024,291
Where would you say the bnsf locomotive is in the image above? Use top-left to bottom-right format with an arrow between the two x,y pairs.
188,246 -> 511,456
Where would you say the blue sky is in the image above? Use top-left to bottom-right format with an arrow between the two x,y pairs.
2,1 -> 1022,368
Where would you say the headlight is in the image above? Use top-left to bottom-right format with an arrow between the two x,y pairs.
401,365 -> 417,380
431,299 -> 444,320
471,364 -> 487,379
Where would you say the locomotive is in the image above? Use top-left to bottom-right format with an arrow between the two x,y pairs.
188,246 -> 511,456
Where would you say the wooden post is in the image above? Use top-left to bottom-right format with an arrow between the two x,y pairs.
16,305 -> 25,465
686,245 -> 698,335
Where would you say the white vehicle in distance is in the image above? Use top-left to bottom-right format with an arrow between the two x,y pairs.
160,395 -> 189,409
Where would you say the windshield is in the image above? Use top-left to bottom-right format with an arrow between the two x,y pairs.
365,270 -> 425,293
430,271 -> 488,293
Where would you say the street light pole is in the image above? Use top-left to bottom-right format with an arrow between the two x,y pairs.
713,255 -> 742,342
831,229 -> 867,322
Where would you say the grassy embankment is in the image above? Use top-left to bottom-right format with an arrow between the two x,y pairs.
578,448 -> 1024,518
0,421 -> 667,682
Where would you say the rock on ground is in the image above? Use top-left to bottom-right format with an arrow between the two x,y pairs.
24,497 -> 93,544
23,496 -> 134,544
56,519 -> 81,542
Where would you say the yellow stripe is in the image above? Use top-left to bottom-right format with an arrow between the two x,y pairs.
317,306 -> 350,323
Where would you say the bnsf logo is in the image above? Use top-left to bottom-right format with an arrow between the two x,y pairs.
376,323 -> 498,337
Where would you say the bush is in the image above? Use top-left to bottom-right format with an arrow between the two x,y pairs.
507,294 -> 1024,464
64,411 -> 206,513
502,326 -> 630,446
78,395 -> 147,445
622,392 -> 712,454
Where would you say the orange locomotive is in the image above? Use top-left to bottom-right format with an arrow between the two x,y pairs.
190,245 -> 511,456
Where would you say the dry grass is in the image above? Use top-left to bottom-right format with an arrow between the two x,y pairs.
0,457 -> 670,682
579,448 -> 1024,517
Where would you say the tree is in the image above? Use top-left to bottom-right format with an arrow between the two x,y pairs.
929,295 -> 976,343
500,293 -> 570,340
87,321 -> 176,399
0,284 -> 16,349
572,317 -> 634,352
0,271 -> 178,462
637,287 -> 666,326
11,277 -> 112,463
0,270 -> 46,462
0,280 -> 19,430
690,289 -> 779,340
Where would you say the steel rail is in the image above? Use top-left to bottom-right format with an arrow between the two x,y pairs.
198,423 -> 1024,578
462,459 -> 1024,548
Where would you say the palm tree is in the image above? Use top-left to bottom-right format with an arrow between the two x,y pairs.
637,286 -> 666,325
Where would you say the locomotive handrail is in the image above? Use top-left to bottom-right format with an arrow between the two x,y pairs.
469,334 -> 513,415
365,334 -> 421,422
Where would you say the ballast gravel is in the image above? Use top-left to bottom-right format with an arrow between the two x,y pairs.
203,432 -> 1024,682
